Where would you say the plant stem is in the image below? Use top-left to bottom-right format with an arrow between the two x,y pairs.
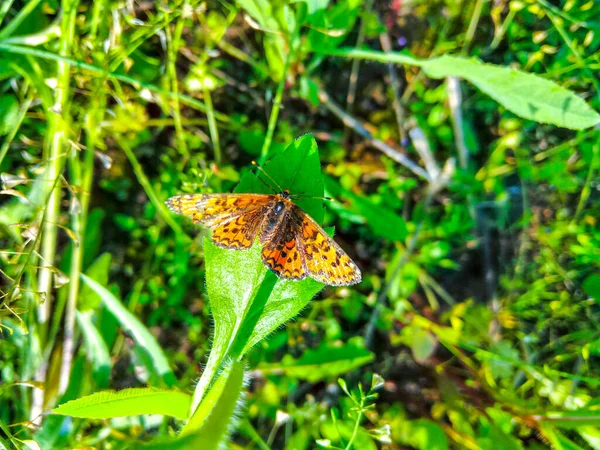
318,87 -> 430,181
574,139 -> 599,219
59,0 -> 109,396
344,404 -> 364,450
32,0 -> 79,421
260,40 -> 295,161
0,0 -> 44,40
203,85 -> 221,164
165,5 -> 190,163
464,0 -> 487,54
345,0 -> 374,110
120,142 -> 186,237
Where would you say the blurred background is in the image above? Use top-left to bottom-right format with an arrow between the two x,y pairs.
1,0 -> 599,448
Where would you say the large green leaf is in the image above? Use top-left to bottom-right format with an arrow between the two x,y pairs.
321,48 -> 600,130
258,342 -> 373,382
80,274 -> 176,386
420,55 -> 599,131
52,388 -> 191,420
189,135 -> 325,410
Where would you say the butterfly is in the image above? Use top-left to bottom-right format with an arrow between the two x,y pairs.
165,173 -> 361,286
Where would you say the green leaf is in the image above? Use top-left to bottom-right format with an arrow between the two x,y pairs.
0,95 -> 20,135
537,411 -> 600,429
190,135 -> 325,410
258,342 -> 373,382
420,55 -> 599,130
52,388 -> 191,420
583,275 -> 600,300
307,0 -> 362,51
181,361 -> 244,437
76,311 -> 111,389
320,48 -> 600,130
80,274 -> 176,386
79,252 -> 111,311
396,419 -> 449,450
239,133 -> 325,222
411,329 -> 437,363
325,175 -> 407,241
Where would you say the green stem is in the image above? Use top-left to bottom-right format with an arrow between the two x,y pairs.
0,417 -> 18,450
203,85 -> 221,164
0,88 -> 33,168
574,138 -> 600,219
33,0 -> 79,421
165,6 -> 190,162
538,1 -> 600,99
490,8 -> 517,50
344,406 -> 364,450
464,0 -> 487,54
260,40 -> 296,161
0,0 -> 44,40
59,0 -> 109,395
120,142 -> 186,237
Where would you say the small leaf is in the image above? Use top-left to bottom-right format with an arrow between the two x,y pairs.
411,329 -> 438,363
259,343 -> 374,382
76,311 -> 111,389
0,95 -> 20,135
583,275 -> 600,301
371,373 -> 385,391
52,388 -> 191,420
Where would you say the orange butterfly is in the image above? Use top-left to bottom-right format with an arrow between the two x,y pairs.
166,173 -> 361,286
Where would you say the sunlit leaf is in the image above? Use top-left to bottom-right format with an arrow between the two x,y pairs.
52,388 -> 191,420
258,342 -> 373,382
321,48 -> 600,130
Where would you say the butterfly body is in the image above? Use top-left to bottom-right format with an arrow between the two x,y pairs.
166,190 -> 361,286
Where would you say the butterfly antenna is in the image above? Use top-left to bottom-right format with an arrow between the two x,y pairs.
252,161 -> 283,193
289,193 -> 333,202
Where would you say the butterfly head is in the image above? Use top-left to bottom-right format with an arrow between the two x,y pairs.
281,189 -> 291,200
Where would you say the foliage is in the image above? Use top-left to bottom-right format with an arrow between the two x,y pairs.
1,0 -> 600,449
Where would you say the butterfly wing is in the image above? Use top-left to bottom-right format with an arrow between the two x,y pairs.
260,205 -> 307,280
166,193 -> 272,249
294,205 -> 361,286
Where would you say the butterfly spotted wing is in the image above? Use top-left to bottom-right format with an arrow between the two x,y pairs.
294,205 -> 362,286
259,201 -> 361,286
166,193 -> 273,249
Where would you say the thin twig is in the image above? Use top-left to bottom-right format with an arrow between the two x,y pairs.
318,88 -> 430,181
379,31 -> 406,141
344,0 -> 375,145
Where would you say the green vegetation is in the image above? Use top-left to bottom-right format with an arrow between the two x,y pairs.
1,0 -> 599,448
